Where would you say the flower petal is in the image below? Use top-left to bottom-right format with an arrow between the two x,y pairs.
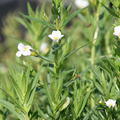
52,30 -> 61,36
16,51 -> 22,57
21,50 -> 31,56
18,43 -> 24,51
48,34 -> 54,40
60,35 -> 64,38
113,26 -> 120,36
75,0 -> 89,9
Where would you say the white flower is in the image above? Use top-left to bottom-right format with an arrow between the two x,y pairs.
75,0 -> 89,9
113,26 -> 120,38
105,99 -> 116,108
16,43 -> 33,57
48,30 -> 64,42
40,43 -> 49,54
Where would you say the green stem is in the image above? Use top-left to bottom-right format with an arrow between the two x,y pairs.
91,27 -> 99,65
90,4 -> 101,78
25,115 -> 29,120
105,32 -> 111,55
37,55 -> 52,63
90,26 -> 99,79
56,18 -> 59,30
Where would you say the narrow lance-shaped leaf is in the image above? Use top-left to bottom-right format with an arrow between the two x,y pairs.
62,9 -> 83,27
77,90 -> 92,118
64,42 -> 90,60
9,75 -> 23,104
0,99 -> 25,120
24,68 -> 41,107
101,2 -> 120,18
21,14 -> 55,28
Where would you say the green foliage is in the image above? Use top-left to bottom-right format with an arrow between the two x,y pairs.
0,65 -> 40,120
1,0 -> 120,120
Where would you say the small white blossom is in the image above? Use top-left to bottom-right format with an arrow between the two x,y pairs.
16,43 -> 32,57
105,99 -> 116,108
75,0 -> 89,9
113,26 -> 120,38
40,43 -> 49,54
48,30 -> 64,42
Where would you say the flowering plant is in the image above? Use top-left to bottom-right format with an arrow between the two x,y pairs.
1,0 -> 120,120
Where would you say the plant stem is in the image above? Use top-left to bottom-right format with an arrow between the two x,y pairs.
90,27 -> 99,79
105,32 -> 111,55
25,115 -> 29,120
91,27 -> 99,65
90,4 -> 101,79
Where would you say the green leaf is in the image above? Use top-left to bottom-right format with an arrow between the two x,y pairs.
62,9 -> 83,27
16,17 -> 34,34
0,88 -> 24,112
44,81 -> 54,110
77,90 -> 91,118
38,107 -> 49,119
24,68 -> 41,107
101,3 -> 120,18
27,3 -> 34,16
64,42 -> 90,60
21,14 -> 55,28
0,99 -> 24,120
9,75 -> 23,104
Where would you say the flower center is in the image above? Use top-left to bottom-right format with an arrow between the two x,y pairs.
23,47 -> 29,51
53,36 -> 59,40
109,103 -> 113,107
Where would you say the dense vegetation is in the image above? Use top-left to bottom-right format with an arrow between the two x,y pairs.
0,0 -> 120,120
